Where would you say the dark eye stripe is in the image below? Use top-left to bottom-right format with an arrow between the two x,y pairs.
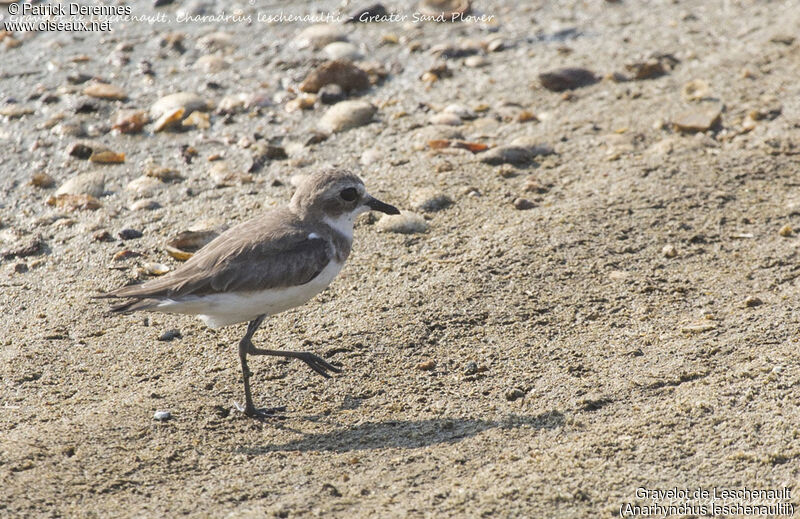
340,187 -> 358,201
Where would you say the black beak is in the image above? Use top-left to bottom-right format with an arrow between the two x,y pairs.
365,195 -> 400,215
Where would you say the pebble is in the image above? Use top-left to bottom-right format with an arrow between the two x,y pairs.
323,42 -> 363,61
126,175 -> 163,198
429,112 -> 462,126
416,359 -> 436,371
157,329 -> 182,341
55,172 -> 105,198
295,24 -> 347,50
210,162 -> 253,187
779,224 -> 793,237
538,67 -> 598,91
625,60 -> 666,80
83,83 -> 127,100
662,244 -> 678,258
300,60 -> 370,93
150,92 -> 210,121
197,31 -> 235,52
129,199 -> 161,211
93,230 -> 113,242
153,410 -> 172,421
410,188 -> 452,212
46,194 -> 102,211
418,0 -> 471,17
119,229 -> 143,240
443,104 -> 477,120
89,150 -> 125,164
464,361 -> 478,375
513,198 -> 535,210
318,84 -> 346,105
285,95 -> 316,112
194,55 -> 229,73
113,250 -> 140,261
360,148 -> 382,165
145,165 -> 182,182
480,140 -> 552,166
376,211 -> 428,234
672,105 -> 722,133
681,79 -> 711,101
464,55 -> 488,68
182,111 -> 210,129
112,109 -> 148,134
505,388 -> 526,401
30,172 -> 55,188
67,140 -> 107,160
318,100 -> 376,133
0,105 -> 34,118
744,296 -> 763,308
346,3 -> 388,23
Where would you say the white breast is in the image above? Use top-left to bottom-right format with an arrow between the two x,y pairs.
155,260 -> 345,328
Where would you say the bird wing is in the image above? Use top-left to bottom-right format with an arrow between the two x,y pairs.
107,211 -> 333,300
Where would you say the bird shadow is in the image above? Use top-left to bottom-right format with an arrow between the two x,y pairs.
237,410 -> 564,455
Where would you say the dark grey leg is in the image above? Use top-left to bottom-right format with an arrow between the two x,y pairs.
235,315 -> 271,418
247,345 -> 343,378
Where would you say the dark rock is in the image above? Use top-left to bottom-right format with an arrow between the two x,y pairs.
118,229 -> 143,240
505,388 -> 526,401
538,67 -> 598,91
346,3 -> 388,23
158,329 -> 182,342
300,60 -> 370,93
319,84 -> 346,105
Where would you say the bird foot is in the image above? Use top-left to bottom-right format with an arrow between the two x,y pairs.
233,402 -> 288,420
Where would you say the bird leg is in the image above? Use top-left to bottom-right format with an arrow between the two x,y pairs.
234,315 -> 342,419
235,315 -> 285,418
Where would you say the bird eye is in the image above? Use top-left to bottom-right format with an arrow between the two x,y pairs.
340,187 -> 358,202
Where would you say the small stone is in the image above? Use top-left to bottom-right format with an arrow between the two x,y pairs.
30,172 -> 55,188
83,83 -> 127,100
779,224 -> 793,237
360,149 -> 382,165
682,79 -> 711,101
46,193 -> 101,211
119,229 -> 143,240
323,42 -> 363,61
0,105 -> 34,119
416,359 -> 436,371
112,109 -> 148,134
150,92 -> 210,121
300,60 -> 370,93
93,230 -> 113,242
181,111 -> 210,129
285,95 -> 316,112
126,175 -> 164,198
505,388 -> 526,401
662,244 -> 678,258
1,234 -> 44,260
480,142 -> 551,166
89,150 -> 125,164
513,198 -> 535,210
153,410 -> 172,421
13,263 -> 28,274
194,54 -> 229,73
143,262 -> 171,276
464,361 -> 478,375
318,84 -> 346,105
744,296 -> 763,308
625,60 -> 666,80
210,162 -> 253,187
55,172 -> 105,198
145,165 -> 182,182
346,3 -> 388,23
429,112 -> 462,126
418,0 -> 471,18
318,100 -> 376,133
129,199 -> 161,211
443,104 -> 477,120
464,55 -> 488,68
410,188 -> 452,212
157,329 -> 182,342
113,249 -> 141,261
376,211 -> 428,234
672,106 -> 722,133
67,140 -> 106,160
295,24 -> 347,50
538,67 -> 598,91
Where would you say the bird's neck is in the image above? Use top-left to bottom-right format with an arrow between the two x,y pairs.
322,213 -> 355,242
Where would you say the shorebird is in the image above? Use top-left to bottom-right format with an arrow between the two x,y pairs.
101,169 -> 400,418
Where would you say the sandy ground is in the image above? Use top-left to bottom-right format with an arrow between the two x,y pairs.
2,0 -> 800,517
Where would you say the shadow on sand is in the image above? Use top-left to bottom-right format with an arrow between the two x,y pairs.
237,410 -> 564,454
